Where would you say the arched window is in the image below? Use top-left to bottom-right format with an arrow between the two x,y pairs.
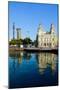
44,43 -> 46,46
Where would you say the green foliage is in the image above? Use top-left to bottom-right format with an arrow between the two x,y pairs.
9,38 -> 32,46
9,39 -> 16,45
9,39 -> 23,45
23,37 -> 32,45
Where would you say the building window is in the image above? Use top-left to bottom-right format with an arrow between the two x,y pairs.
47,43 -> 48,46
44,43 -> 46,46
40,43 -> 42,46
49,43 -> 51,47
52,38 -> 54,41
53,43 -> 54,46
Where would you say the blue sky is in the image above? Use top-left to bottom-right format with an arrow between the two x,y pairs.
8,2 -> 58,41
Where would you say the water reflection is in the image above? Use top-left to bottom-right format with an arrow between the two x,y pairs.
23,52 -> 31,63
9,51 -> 58,74
36,53 -> 58,74
9,51 -> 58,88
9,51 -> 32,63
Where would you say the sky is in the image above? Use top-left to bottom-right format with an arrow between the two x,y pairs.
8,2 -> 58,41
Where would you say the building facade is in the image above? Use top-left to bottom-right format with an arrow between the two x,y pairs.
16,28 -> 21,40
37,24 -> 58,48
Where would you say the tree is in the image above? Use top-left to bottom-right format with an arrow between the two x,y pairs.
9,39 -> 16,45
9,39 -> 23,47
23,37 -> 32,45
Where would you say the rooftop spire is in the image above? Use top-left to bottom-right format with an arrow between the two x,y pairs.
38,24 -> 43,32
50,24 -> 55,33
39,24 -> 42,29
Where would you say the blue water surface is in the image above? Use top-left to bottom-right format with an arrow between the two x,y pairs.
9,52 -> 58,88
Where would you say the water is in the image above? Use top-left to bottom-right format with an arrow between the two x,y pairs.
9,51 -> 58,88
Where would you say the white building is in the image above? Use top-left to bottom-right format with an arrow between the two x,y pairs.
37,24 -> 58,48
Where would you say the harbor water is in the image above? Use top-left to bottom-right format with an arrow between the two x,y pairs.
9,51 -> 58,88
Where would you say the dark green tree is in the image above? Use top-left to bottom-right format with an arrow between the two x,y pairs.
23,37 -> 32,45
9,39 -> 23,47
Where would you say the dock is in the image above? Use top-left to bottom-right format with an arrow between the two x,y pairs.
9,47 -> 58,53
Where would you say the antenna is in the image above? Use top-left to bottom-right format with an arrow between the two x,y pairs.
13,23 -> 15,40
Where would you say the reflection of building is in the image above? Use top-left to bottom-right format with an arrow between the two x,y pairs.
23,52 -> 31,63
37,24 -> 58,48
37,53 -> 57,74
9,51 -> 23,64
9,51 -> 32,64
18,52 -> 23,64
